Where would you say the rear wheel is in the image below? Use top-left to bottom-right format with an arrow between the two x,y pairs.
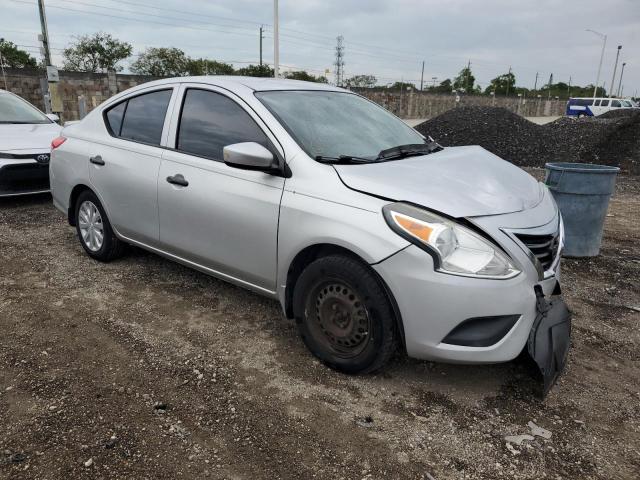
293,255 -> 398,374
75,190 -> 125,262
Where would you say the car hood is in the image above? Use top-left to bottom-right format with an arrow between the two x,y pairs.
0,122 -> 62,153
334,145 -> 543,218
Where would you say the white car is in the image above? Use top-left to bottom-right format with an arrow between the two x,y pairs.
0,89 -> 61,196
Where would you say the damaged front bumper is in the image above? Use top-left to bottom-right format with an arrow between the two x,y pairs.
527,284 -> 572,397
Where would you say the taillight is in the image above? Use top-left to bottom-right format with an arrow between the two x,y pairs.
51,136 -> 67,150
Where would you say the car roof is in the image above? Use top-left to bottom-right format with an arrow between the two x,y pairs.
118,76 -> 346,96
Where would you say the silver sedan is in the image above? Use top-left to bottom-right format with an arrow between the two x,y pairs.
50,77 -> 570,393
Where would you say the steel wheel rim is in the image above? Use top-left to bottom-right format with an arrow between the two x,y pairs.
78,200 -> 104,252
307,281 -> 371,358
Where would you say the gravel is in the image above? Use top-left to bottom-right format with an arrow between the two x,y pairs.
416,106 -> 640,173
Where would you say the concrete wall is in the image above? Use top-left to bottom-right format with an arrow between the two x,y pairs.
2,68 -> 158,122
2,68 -> 565,121
353,89 -> 566,118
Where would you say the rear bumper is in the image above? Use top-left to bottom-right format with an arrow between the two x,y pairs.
0,159 -> 50,197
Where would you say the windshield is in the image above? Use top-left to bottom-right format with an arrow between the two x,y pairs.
0,93 -> 51,124
255,90 -> 426,160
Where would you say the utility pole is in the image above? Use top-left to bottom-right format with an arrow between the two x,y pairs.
334,35 -> 345,87
586,30 -> 606,98
259,25 -> 264,66
534,72 -> 539,92
464,59 -> 471,92
420,60 -> 425,91
37,0 -> 52,66
609,45 -> 622,99
505,65 -> 512,97
0,50 -> 8,90
616,62 -> 626,97
547,73 -> 553,100
273,0 -> 279,78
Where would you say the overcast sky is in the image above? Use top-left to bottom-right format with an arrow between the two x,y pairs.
3,0 -> 639,95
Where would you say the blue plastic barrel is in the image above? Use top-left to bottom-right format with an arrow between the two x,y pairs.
545,162 -> 619,257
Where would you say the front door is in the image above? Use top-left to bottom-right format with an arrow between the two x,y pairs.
158,87 -> 285,293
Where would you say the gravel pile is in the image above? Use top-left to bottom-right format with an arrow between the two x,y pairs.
415,106 -> 640,174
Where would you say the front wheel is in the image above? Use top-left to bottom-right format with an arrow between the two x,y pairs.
292,255 -> 398,374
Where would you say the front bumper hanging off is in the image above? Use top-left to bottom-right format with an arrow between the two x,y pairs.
527,285 -> 572,397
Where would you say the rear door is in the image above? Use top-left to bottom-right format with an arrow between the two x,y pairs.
89,87 -> 176,245
158,85 -> 285,293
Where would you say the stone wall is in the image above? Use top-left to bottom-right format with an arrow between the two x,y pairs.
2,68 -> 158,122
354,89 -> 566,118
2,68 -> 565,121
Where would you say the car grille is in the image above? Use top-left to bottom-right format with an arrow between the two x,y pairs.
514,232 -> 560,272
0,163 -> 50,194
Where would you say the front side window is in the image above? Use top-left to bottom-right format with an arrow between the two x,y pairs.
0,93 -> 51,124
176,89 -> 269,160
255,90 -> 425,160
611,100 -> 621,107
104,89 -> 172,146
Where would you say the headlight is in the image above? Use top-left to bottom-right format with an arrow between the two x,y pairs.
383,203 -> 520,279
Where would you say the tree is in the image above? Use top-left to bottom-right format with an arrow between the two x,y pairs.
428,78 -> 453,93
344,74 -> 377,88
235,64 -> 274,77
388,81 -> 415,91
283,70 -> 328,83
0,38 -> 37,68
484,71 -> 516,95
187,58 -> 235,75
453,66 -> 476,93
130,47 -> 190,76
62,32 -> 132,72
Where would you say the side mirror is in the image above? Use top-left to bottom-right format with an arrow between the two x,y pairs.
46,113 -> 60,123
223,142 -> 274,171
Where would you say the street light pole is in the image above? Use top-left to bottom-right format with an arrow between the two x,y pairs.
273,0 -> 279,78
586,29 -> 606,98
609,45 -> 622,99
616,62 -> 626,97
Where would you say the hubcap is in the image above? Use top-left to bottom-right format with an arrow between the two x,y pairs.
308,281 -> 371,357
78,200 -> 104,252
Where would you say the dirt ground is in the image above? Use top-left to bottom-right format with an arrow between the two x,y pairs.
1,173 -> 638,480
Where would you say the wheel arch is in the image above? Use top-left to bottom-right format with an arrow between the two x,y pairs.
283,243 -> 406,350
68,183 -> 94,226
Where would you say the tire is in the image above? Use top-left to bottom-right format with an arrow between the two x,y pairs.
75,190 -> 125,262
292,254 -> 398,374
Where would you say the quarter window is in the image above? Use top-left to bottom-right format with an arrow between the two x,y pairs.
105,101 -> 126,136
104,89 -> 172,146
176,89 -> 269,161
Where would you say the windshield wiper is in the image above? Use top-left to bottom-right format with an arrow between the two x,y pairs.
375,140 -> 442,162
315,155 -> 372,164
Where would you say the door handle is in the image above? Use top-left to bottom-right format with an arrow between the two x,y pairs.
89,155 -> 105,165
166,174 -> 189,187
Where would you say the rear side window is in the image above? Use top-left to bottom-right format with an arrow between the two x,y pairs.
176,89 -> 269,161
106,101 -> 126,136
601,99 -> 609,106
104,89 -> 172,146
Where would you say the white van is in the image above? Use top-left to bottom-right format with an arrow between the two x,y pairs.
566,97 -> 631,117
